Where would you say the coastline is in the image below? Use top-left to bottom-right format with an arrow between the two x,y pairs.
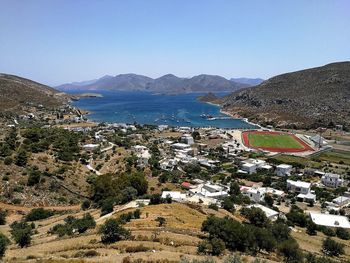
203,100 -> 261,129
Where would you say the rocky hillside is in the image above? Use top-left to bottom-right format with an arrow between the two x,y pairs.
220,62 -> 350,129
0,73 -> 68,111
57,73 -> 248,94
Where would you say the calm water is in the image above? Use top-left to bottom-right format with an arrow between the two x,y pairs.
71,90 -> 256,129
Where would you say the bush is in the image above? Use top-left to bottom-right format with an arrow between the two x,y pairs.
74,250 -> 100,258
25,208 -> 54,221
278,238 -> 303,262
240,207 -> 269,227
0,210 -> 7,225
49,213 -> 96,236
118,210 -> 141,224
81,200 -> 91,211
0,233 -> 10,258
125,244 -> 149,253
208,203 -> 219,211
4,156 -> 13,165
210,238 -> 226,256
322,237 -> 344,257
155,216 -> 166,227
10,221 -> 34,247
99,219 -> 130,244
306,221 -> 317,236
100,198 -> 114,216
321,227 -> 335,237
335,228 -> 350,240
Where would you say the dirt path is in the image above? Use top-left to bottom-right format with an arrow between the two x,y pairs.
0,201 -> 80,212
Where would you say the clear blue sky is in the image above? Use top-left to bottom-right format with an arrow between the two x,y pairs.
0,0 -> 349,86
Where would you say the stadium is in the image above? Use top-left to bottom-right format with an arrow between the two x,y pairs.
242,131 -> 314,153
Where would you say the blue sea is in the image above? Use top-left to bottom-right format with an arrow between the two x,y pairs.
70,90 -> 256,129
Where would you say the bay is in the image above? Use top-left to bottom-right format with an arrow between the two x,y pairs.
70,90 -> 256,129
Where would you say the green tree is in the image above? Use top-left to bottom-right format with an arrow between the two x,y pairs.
25,208 -> 53,221
155,216 -> 166,227
99,219 -> 130,244
15,149 -> 28,167
0,210 -> 7,225
322,237 -> 345,257
306,221 -> 317,236
264,194 -> 274,207
278,238 -> 303,262
0,233 -> 10,259
229,181 -> 240,196
335,228 -> 350,240
240,207 -> 269,227
10,221 -> 33,247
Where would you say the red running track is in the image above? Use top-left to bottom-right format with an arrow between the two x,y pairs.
242,131 -> 314,153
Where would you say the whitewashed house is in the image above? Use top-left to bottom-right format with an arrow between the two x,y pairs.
321,173 -> 344,188
275,164 -> 293,177
180,134 -> 195,145
241,186 -> 266,203
287,180 -> 316,203
309,212 -> 350,229
161,191 -> 186,201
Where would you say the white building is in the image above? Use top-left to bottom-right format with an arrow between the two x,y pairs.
241,163 -> 257,174
189,183 -> 228,199
171,143 -> 191,151
309,212 -> 350,229
161,191 -> 186,201
275,164 -> 293,177
321,173 -> 344,188
137,150 -> 151,167
180,134 -> 195,145
287,180 -> 316,203
332,196 -> 350,208
241,186 -> 266,203
287,180 -> 311,195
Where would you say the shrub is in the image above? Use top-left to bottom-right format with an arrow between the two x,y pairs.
10,221 -> 34,247
0,233 -> 10,258
240,207 -> 269,227
81,200 -> 91,211
278,238 -> 303,262
208,204 -> 219,211
74,250 -> 100,258
306,221 -> 317,236
322,237 -> 344,257
4,156 -> 13,165
0,210 -> 7,225
99,219 -> 130,244
125,244 -> 149,253
155,216 -> 166,227
335,228 -> 350,240
25,208 -> 54,221
100,198 -> 114,216
49,213 -> 95,236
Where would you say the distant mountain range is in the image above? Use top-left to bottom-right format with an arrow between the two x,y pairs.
230,77 -> 264,86
56,74 -> 256,94
217,62 -> 350,129
0,73 -> 68,112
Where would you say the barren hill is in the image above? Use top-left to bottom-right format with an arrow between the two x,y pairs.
220,62 -> 350,129
0,73 -> 67,111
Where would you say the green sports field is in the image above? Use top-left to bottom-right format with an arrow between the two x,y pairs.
247,133 -> 304,149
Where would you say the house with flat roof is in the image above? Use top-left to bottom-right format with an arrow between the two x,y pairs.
241,186 -> 266,203
161,191 -> 186,201
287,180 -> 316,203
276,164 -> 293,177
321,173 -> 344,188
309,212 -> 350,229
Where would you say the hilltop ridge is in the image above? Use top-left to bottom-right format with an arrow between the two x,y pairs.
219,62 -> 350,129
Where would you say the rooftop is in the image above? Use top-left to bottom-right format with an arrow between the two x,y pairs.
309,212 -> 350,229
